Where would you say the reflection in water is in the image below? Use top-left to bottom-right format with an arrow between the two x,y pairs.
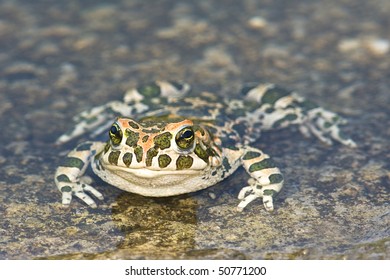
111,191 -> 248,259
112,192 -> 198,258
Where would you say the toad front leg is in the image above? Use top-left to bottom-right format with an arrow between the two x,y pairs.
237,146 -> 284,212
54,141 -> 105,208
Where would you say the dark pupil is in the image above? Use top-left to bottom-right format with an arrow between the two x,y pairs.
110,125 -> 118,135
181,129 -> 193,139
110,124 -> 122,145
176,128 -> 194,149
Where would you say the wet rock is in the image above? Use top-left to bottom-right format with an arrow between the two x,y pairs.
0,0 -> 388,261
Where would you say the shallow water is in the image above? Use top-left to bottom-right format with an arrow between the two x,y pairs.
0,0 -> 389,259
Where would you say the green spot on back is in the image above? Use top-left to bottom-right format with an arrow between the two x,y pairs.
125,129 -> 139,147
176,155 -> 193,170
128,121 -> 139,129
248,158 -> 276,173
108,151 -> 120,165
60,157 -> 85,169
158,154 -> 172,168
154,132 -> 172,150
261,87 -> 290,105
142,128 -> 161,134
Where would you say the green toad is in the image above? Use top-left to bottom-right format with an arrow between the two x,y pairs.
55,81 -> 356,211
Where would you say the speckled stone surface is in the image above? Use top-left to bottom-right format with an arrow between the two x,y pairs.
0,0 -> 389,259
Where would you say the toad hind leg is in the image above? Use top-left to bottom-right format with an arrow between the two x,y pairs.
54,141 -> 105,208
237,146 -> 284,212
242,83 -> 356,148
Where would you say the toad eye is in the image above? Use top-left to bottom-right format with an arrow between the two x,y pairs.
109,123 -> 123,146
175,127 -> 195,150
